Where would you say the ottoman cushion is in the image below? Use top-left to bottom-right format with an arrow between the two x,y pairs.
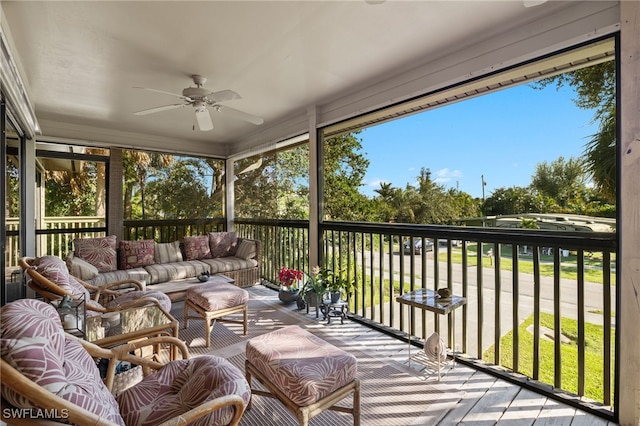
187,282 -> 249,312
246,325 -> 357,406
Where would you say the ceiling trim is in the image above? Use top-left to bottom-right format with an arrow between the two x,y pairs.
316,1 -> 619,134
37,119 -> 229,158
322,37 -> 616,137
0,16 -> 39,138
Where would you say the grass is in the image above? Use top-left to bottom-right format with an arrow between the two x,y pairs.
346,276 -> 614,404
434,244 -> 615,285
482,312 -> 615,404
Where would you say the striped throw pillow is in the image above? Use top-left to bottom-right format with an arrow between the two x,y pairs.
154,241 -> 183,264
235,239 -> 256,260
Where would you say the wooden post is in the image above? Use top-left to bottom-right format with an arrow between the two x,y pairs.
619,2 -> 640,425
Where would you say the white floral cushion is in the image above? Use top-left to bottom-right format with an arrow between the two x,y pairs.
116,356 -> 251,426
246,325 -> 357,406
186,282 -> 249,312
209,232 -> 238,258
73,235 -> 118,273
33,255 -> 92,303
109,290 -> 172,313
0,299 -> 125,425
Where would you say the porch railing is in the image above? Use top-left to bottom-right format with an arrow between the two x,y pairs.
4,217 -> 226,269
5,216 -> 108,268
236,219 -> 310,284
237,218 -> 617,421
122,218 -> 225,242
6,216 -> 617,419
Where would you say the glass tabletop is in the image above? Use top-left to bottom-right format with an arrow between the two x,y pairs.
85,305 -> 174,342
396,288 -> 466,315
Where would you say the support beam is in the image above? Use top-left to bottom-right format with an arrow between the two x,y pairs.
618,2 -> 640,425
226,157 -> 235,232
108,148 -> 123,240
308,106 -> 319,269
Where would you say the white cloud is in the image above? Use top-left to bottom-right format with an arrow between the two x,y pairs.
366,178 -> 390,189
433,168 -> 463,184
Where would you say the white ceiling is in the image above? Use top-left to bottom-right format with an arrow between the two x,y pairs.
1,1 -> 618,157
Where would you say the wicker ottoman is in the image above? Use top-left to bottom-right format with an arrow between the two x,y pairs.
245,325 -> 360,426
183,280 -> 249,347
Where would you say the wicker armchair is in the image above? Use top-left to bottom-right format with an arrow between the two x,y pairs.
19,256 -> 172,314
1,298 -> 250,425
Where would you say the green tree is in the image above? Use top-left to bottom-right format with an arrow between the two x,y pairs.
45,162 -> 97,217
373,182 -> 403,222
5,160 -> 20,217
484,186 -> 550,216
447,188 -> 482,219
530,156 -> 587,210
144,159 -> 216,219
234,145 -> 310,219
323,133 -> 373,221
532,60 -> 616,202
122,151 -> 174,219
372,168 -> 480,225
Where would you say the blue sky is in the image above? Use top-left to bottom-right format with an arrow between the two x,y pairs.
358,83 -> 598,199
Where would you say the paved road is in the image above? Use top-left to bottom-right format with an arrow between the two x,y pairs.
356,249 -> 616,356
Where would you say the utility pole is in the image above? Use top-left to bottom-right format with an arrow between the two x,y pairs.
481,175 -> 486,209
481,175 -> 487,227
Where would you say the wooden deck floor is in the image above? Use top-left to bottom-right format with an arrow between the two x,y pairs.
251,285 -> 616,426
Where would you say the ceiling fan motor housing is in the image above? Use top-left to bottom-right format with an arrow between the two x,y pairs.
183,87 -> 212,100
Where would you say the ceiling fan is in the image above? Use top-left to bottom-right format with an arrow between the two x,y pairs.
133,75 -> 264,131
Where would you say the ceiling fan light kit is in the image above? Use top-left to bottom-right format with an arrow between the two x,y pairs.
133,75 -> 263,131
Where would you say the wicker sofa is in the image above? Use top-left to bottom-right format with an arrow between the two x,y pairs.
65,233 -> 261,300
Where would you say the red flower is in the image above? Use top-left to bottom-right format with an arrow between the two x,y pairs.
278,267 -> 303,287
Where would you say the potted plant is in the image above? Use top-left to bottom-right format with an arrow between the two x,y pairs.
277,267 -> 303,304
327,269 -> 354,303
301,266 -> 328,308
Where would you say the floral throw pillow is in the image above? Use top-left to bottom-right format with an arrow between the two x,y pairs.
73,235 -> 117,273
209,231 -> 238,258
183,235 -> 212,261
119,240 -> 155,270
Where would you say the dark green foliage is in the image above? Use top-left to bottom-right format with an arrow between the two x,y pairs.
323,133 -> 373,221
532,60 -> 616,202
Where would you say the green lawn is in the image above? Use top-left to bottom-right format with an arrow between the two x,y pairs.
346,277 -> 614,404
482,312 -> 615,404
435,244 -> 615,285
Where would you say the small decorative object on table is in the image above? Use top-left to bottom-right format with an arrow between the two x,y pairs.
54,293 -> 86,338
436,287 -> 452,302
197,271 -> 210,282
278,267 -> 303,304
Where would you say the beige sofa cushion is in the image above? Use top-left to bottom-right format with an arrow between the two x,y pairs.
143,260 -> 209,285
198,257 -> 257,274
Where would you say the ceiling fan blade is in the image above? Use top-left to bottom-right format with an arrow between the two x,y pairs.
133,104 -> 187,115
523,0 -> 547,7
217,105 -> 264,125
195,108 -> 214,131
206,89 -> 242,103
133,86 -> 191,101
